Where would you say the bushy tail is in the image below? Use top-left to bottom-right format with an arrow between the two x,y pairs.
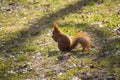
70,37 -> 80,50
70,32 -> 92,52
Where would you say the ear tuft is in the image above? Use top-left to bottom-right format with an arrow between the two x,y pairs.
53,21 -> 59,30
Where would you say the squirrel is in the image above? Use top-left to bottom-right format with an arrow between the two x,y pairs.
52,22 -> 92,52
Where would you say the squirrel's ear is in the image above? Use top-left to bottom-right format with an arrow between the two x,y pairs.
53,21 -> 59,31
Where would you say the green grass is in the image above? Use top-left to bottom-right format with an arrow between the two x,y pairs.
0,0 -> 120,79
57,68 -> 79,80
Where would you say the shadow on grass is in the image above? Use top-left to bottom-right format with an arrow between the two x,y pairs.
48,48 -> 91,60
48,50 -> 60,57
97,37 -> 120,58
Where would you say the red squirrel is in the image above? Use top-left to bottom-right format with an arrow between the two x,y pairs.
52,22 -> 92,52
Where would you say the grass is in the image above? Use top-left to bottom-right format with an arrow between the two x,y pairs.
0,0 -> 120,79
